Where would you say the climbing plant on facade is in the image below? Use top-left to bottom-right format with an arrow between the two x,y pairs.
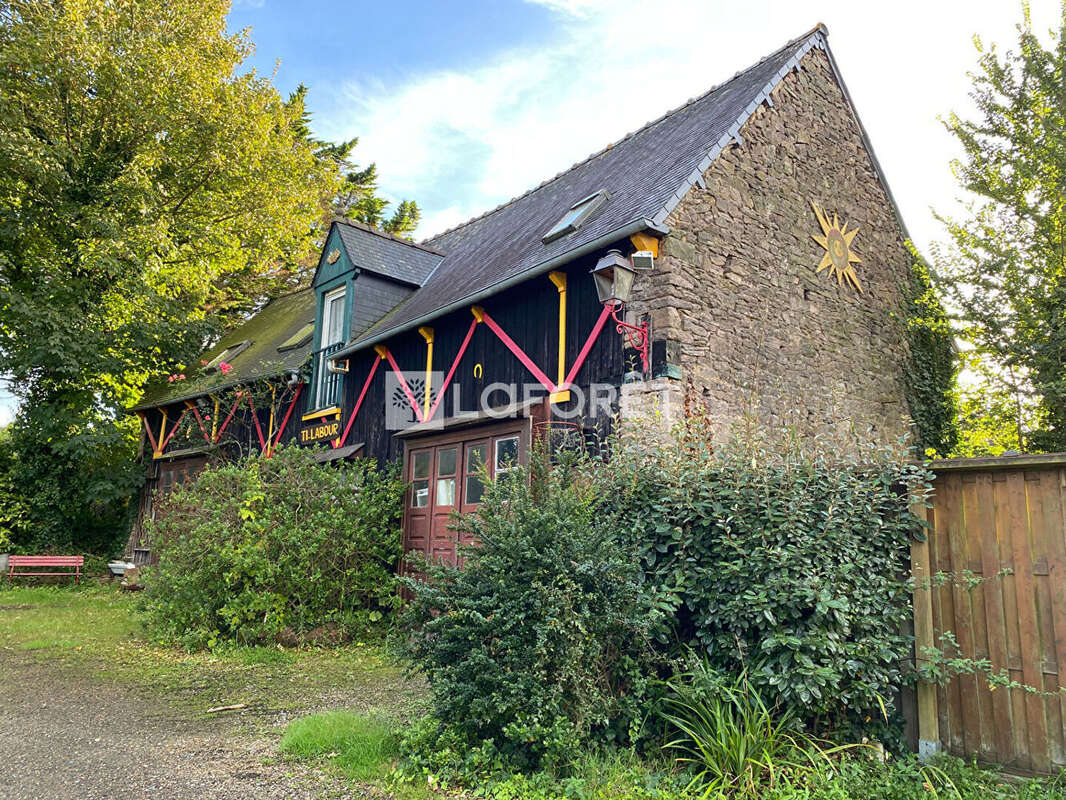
901,253 -> 958,458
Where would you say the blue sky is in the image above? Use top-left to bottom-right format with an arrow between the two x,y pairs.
224,0 -> 1059,247
0,0 -> 1058,424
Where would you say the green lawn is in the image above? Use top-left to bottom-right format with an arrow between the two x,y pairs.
0,583 -> 424,724
5,584 -> 1064,800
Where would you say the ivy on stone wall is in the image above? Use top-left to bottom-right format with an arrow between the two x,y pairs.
901,252 -> 958,458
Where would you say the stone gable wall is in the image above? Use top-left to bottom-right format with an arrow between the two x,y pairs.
628,46 -> 914,446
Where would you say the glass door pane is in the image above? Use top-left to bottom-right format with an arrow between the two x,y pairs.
494,435 -> 520,486
435,446 -> 457,506
411,450 -> 430,508
464,442 -> 488,505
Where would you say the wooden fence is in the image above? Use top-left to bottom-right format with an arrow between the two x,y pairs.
917,454 -> 1066,774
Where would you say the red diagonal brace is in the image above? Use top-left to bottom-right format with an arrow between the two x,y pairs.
186,401 -> 212,444
378,345 -> 424,423
138,412 -> 159,454
562,303 -> 613,388
476,307 -> 556,392
214,394 -> 243,442
269,382 -> 303,457
337,356 -> 381,449
427,318 -> 479,421
247,394 -> 267,452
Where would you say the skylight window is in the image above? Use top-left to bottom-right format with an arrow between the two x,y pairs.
542,191 -> 608,244
205,340 -> 250,371
277,323 -> 314,352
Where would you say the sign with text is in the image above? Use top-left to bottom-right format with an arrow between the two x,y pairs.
300,418 -> 339,444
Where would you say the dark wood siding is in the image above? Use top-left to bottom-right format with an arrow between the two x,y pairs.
332,248 -> 626,463
135,245 -> 632,467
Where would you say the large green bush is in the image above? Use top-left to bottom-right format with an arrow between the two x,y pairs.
399,451 -> 666,776
141,445 -> 404,648
598,421 -> 931,736
399,419 -> 931,782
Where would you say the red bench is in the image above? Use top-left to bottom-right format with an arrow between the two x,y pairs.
7,555 -> 84,585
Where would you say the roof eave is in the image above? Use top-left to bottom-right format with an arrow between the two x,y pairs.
330,217 -> 669,361
129,366 -> 306,413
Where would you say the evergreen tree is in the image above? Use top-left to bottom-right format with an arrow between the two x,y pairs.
290,84 -> 421,236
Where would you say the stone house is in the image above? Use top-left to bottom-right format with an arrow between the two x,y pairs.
130,24 -> 922,564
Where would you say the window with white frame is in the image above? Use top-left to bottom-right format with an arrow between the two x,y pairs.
321,287 -> 347,348
315,286 -> 347,409
494,435 -> 520,486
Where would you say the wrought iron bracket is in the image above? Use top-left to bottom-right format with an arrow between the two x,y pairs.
608,302 -> 649,374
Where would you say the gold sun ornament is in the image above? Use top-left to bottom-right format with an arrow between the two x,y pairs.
810,199 -> 863,293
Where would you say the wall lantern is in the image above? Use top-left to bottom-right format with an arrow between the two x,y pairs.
590,249 -> 649,373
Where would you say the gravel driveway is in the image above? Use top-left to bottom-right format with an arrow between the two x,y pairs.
0,653 -> 362,800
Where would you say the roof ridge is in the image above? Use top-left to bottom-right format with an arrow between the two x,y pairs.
421,24 -> 826,245
333,216 -> 445,256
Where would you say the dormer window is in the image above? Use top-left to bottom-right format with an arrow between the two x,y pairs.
312,286 -> 348,411
542,191 -> 608,243
205,341 -> 250,372
321,287 -> 347,348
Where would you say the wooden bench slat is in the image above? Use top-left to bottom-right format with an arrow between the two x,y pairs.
8,556 -> 84,565
8,555 -> 83,585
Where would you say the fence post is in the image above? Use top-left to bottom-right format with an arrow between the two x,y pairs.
911,492 -> 941,759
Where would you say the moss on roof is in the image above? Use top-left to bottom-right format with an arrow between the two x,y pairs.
133,288 -> 316,411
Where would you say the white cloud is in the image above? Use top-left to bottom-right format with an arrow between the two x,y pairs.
314,0 -> 1062,250
0,392 -> 15,427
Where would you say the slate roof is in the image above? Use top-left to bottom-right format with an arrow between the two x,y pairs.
335,25 -> 840,358
133,288 -> 316,411
333,219 -> 442,286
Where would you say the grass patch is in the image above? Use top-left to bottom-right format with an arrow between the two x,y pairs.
0,584 -> 424,728
281,711 -> 399,781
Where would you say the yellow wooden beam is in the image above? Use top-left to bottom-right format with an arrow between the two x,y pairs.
154,410 -> 167,459
548,271 -> 570,404
374,344 -> 390,359
630,231 -> 660,257
419,326 -> 434,417
301,406 -> 340,422
210,397 -> 219,442
470,305 -> 485,322
266,385 -> 277,453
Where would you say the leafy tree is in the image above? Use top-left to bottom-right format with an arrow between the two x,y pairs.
936,3 -> 1066,451
951,352 -> 1040,456
0,0 -> 406,551
0,427 -> 26,552
902,253 -> 958,457
233,84 -> 421,302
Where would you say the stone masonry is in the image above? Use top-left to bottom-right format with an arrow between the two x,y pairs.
626,46 -> 914,447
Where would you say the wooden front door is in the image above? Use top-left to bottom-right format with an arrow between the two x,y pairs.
403,421 -> 527,566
